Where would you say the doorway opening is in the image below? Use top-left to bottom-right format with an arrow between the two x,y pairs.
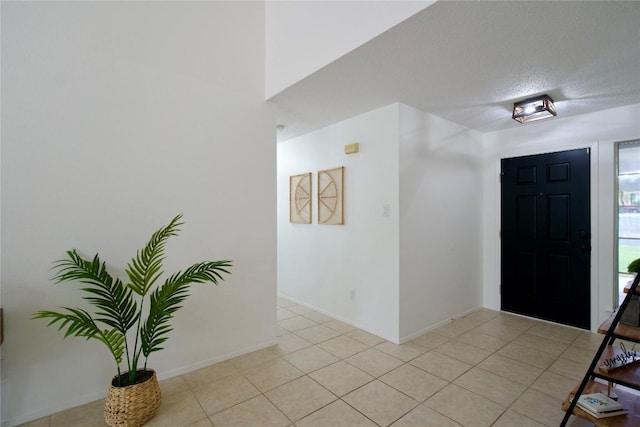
616,140 -> 640,306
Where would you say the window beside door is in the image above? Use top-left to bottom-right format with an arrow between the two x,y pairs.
617,140 -> 640,304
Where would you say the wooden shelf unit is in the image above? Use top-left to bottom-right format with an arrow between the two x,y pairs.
560,272 -> 640,426
623,284 -> 640,295
597,318 -> 640,342
592,346 -> 640,389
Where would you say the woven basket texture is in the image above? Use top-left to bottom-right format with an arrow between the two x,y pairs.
104,370 -> 162,427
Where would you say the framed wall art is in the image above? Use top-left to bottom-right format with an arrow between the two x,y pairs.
318,166 -> 344,225
290,172 -> 312,224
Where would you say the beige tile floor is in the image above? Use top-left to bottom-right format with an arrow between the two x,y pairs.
21,298 -> 613,427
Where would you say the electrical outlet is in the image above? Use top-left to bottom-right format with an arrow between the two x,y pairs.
349,289 -> 356,301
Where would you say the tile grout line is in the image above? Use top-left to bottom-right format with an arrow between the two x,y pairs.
24,305 -> 596,427
277,309 -> 565,426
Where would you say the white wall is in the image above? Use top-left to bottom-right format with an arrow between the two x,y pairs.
481,104 -> 640,331
265,0 -> 433,98
1,2 -> 276,425
398,104 -> 484,341
277,103 -> 486,343
277,104 -> 400,342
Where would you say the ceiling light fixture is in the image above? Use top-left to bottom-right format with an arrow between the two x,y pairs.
512,94 -> 557,124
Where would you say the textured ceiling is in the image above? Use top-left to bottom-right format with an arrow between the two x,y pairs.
270,1 -> 640,142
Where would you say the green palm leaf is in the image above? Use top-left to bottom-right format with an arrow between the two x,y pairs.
53,250 -> 138,334
32,308 -> 125,363
126,214 -> 183,297
140,260 -> 232,356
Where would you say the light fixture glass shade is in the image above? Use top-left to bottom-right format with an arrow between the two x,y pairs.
512,95 -> 557,123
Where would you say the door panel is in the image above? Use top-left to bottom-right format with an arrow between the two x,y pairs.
501,148 -> 590,329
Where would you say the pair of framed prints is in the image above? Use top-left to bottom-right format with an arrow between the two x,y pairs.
290,166 -> 343,225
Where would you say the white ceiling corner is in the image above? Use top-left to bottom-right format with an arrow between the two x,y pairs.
270,0 -> 640,142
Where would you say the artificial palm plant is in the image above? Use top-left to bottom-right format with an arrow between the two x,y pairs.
33,214 -> 232,386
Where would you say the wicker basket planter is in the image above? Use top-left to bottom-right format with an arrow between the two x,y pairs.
104,369 -> 162,427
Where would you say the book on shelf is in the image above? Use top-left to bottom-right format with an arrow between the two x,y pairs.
576,393 -> 624,413
577,404 -> 629,419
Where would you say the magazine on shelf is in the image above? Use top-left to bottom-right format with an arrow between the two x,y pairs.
577,392 -> 624,414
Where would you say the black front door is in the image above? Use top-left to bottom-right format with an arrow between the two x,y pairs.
501,148 -> 591,329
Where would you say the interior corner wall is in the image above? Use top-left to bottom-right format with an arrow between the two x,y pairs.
481,104 -> 640,331
398,104 -> 484,341
264,1 -> 434,98
277,104 -> 401,342
1,2 -> 276,426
